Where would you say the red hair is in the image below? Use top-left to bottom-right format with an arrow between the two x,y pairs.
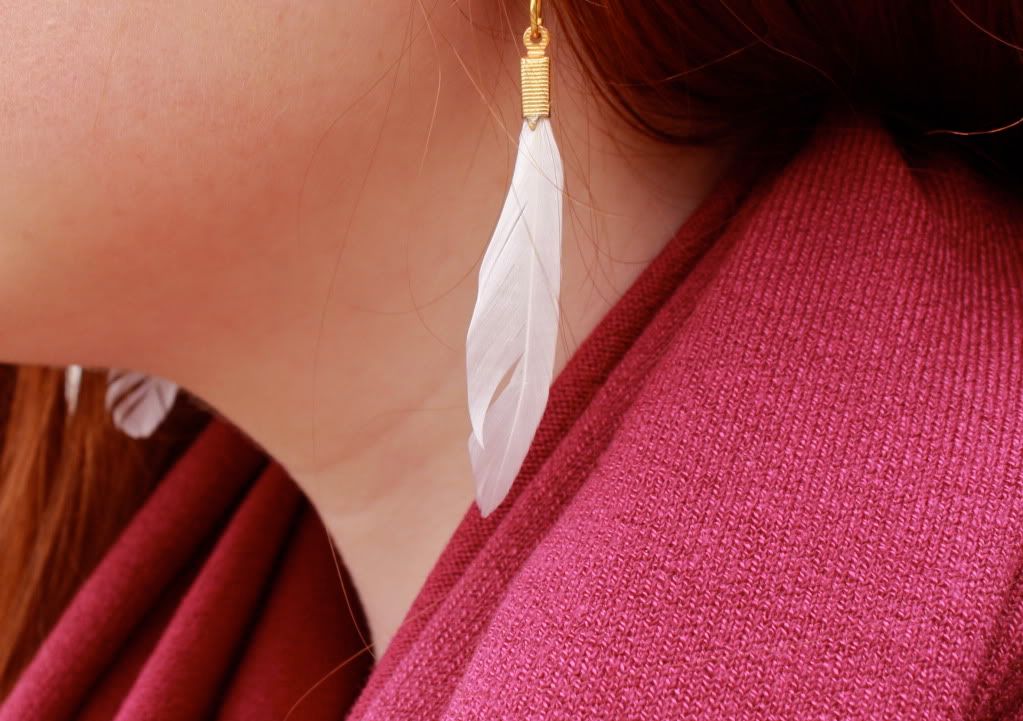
556,1 -> 1023,176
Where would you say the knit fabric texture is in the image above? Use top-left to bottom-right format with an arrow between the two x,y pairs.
3,115 -> 1023,720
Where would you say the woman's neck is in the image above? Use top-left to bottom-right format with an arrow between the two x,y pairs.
170,45 -> 731,655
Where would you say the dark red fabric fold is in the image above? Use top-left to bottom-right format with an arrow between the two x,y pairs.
1,422 -> 372,720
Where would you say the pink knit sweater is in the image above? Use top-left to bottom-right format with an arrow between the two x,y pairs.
3,115 -> 1023,720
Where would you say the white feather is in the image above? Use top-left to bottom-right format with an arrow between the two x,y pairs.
466,118 -> 564,517
64,364 -> 83,414
106,369 -> 179,439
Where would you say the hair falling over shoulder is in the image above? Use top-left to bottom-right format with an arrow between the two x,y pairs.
0,369 -> 206,699
2,0 -> 1023,698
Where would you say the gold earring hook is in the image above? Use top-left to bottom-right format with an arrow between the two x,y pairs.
522,0 -> 549,128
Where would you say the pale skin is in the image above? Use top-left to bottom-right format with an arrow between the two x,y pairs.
0,2 -> 730,655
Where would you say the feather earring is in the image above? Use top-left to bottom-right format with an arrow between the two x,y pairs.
466,3 -> 563,517
63,364 -> 177,437
64,364 -> 83,414
106,369 -> 179,439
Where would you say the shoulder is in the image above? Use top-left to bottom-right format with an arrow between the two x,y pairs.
451,116 -> 1023,719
